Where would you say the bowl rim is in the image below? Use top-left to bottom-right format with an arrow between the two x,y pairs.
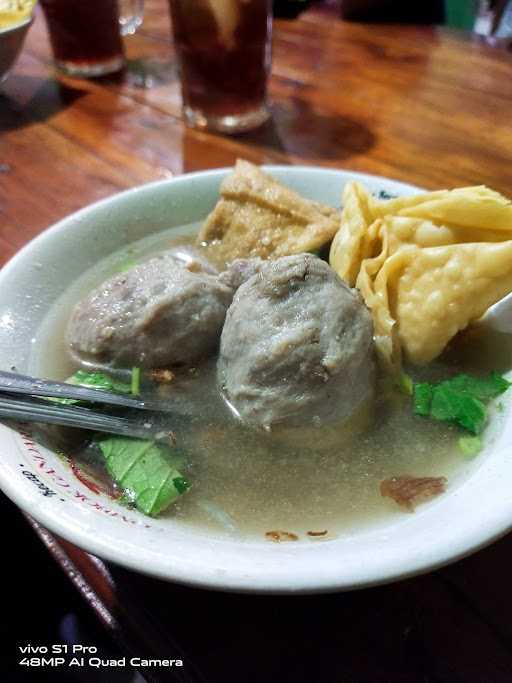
1,165 -> 511,594
0,15 -> 32,35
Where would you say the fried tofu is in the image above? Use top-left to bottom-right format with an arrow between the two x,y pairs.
197,160 -> 340,261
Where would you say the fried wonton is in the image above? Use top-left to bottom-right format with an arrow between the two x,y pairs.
197,160 -> 340,261
329,181 -> 374,286
329,182 -> 512,368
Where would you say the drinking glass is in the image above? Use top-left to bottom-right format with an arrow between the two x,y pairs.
40,0 -> 144,78
168,0 -> 273,134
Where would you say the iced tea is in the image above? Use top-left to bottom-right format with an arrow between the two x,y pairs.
40,0 -> 144,77
168,0 -> 272,133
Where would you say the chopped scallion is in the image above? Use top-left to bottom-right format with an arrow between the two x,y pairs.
131,367 -> 141,396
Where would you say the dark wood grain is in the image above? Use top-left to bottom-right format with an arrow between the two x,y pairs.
3,2 -> 512,682
2,1 -> 512,263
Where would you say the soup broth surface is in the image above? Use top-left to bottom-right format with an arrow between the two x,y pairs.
30,226 -> 512,540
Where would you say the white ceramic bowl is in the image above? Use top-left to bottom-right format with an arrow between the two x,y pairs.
0,17 -> 32,84
1,166 -> 511,594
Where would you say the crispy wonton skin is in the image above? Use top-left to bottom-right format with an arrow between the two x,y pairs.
358,240 -> 512,365
197,160 -> 340,261
330,182 -> 512,368
329,181 -> 374,287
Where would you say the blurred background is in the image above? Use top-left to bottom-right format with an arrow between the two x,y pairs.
1,0 -> 512,681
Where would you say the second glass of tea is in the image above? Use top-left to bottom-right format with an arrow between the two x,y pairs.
40,0 -> 144,78
168,0 -> 273,134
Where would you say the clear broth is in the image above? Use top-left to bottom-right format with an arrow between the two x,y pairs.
30,227 -> 511,541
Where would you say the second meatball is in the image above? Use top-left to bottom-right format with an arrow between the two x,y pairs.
218,254 -> 375,427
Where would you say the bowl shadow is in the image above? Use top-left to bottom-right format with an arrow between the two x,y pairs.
0,74 -> 86,131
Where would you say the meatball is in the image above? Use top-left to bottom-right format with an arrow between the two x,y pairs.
219,257 -> 265,291
67,252 -> 233,368
218,254 -> 375,427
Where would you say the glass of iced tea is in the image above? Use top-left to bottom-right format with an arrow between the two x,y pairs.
168,0 -> 273,134
40,0 -> 144,78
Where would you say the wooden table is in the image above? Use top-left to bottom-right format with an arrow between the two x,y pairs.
2,2 -> 512,681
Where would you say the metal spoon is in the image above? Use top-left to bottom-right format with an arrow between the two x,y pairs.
0,393 -> 169,440
0,369 -> 172,411
480,292 -> 512,334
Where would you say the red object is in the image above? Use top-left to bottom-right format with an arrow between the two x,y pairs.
69,461 -> 102,496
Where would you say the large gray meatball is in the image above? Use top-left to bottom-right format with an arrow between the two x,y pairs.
67,252 -> 233,368
218,254 -> 374,427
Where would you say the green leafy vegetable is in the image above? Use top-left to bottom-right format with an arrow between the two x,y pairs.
172,476 -> 190,494
413,371 -> 510,435
69,370 -> 132,394
98,437 -> 190,517
430,387 -> 486,435
413,383 -> 433,416
441,372 -> 510,401
48,370 -> 133,405
458,436 -> 482,458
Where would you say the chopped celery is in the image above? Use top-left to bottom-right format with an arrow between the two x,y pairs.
399,373 -> 413,396
458,436 -> 482,458
131,367 -> 141,396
